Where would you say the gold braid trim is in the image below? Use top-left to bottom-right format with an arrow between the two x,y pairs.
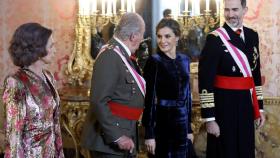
200,89 -> 215,108
255,86 -> 263,100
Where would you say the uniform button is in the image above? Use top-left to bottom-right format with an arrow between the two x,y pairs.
132,87 -> 136,90
126,70 -> 129,72
132,91 -> 136,94
116,123 -> 119,126
132,80 -> 135,83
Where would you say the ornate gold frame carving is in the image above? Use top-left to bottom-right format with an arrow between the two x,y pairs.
65,15 -> 94,86
263,97 -> 280,106
60,100 -> 90,158
65,0 -> 132,86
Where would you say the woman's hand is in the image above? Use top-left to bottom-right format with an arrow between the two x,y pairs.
187,133 -> 194,143
144,139 -> 156,155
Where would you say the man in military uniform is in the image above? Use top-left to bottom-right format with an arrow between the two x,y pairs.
81,13 -> 145,158
198,0 -> 265,157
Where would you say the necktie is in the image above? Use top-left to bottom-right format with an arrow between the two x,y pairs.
235,29 -> 244,42
130,54 -> 142,74
235,29 -> 242,36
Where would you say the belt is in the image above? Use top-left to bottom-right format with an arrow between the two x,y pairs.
158,99 -> 186,107
108,101 -> 143,120
214,75 -> 260,119
214,75 -> 254,89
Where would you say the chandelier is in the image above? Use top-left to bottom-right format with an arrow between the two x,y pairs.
174,0 -> 221,36
66,0 -> 137,86
79,0 -> 137,33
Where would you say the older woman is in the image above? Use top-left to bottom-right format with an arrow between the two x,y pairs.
2,23 -> 64,158
142,19 -> 193,157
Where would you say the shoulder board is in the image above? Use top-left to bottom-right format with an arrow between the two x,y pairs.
107,44 -> 115,50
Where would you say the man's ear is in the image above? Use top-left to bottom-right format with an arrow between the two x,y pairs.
243,6 -> 248,15
129,33 -> 135,41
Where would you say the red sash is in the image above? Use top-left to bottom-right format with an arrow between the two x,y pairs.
108,101 -> 143,120
214,75 -> 260,119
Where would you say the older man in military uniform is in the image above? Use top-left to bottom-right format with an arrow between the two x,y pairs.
81,13 -> 145,158
199,0 -> 265,158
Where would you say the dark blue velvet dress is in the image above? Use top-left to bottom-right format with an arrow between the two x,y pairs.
142,51 -> 192,158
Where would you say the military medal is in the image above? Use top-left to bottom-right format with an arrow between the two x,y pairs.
232,66 -> 236,72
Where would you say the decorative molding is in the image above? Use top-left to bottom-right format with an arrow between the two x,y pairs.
263,96 -> 280,106
58,86 -> 90,158
60,99 -> 90,158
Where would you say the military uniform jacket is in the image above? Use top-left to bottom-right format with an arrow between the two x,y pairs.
81,38 -> 144,156
198,23 -> 263,158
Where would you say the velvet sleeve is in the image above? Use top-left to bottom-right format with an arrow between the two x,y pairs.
186,61 -> 193,133
142,56 -> 157,139
252,32 -> 264,111
198,34 -> 222,120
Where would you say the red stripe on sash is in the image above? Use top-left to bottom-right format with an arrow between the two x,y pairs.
216,29 -> 250,76
114,46 -> 146,96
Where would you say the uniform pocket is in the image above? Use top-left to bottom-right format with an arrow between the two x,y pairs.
125,75 -> 135,84
113,117 -> 132,130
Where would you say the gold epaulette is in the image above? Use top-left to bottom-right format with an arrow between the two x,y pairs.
255,86 -> 263,100
199,89 -> 215,108
209,31 -> 218,37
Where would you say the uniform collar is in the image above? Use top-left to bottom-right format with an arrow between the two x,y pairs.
113,37 -> 131,56
226,22 -> 245,41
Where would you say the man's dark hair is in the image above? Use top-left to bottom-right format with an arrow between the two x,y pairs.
163,9 -> 172,18
241,0 -> 247,8
224,0 -> 246,8
9,23 -> 52,67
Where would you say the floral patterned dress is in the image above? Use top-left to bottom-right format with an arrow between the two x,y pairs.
2,68 -> 64,158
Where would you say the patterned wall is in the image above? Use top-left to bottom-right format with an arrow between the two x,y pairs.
244,0 -> 280,96
0,0 -> 77,88
0,0 -> 280,96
